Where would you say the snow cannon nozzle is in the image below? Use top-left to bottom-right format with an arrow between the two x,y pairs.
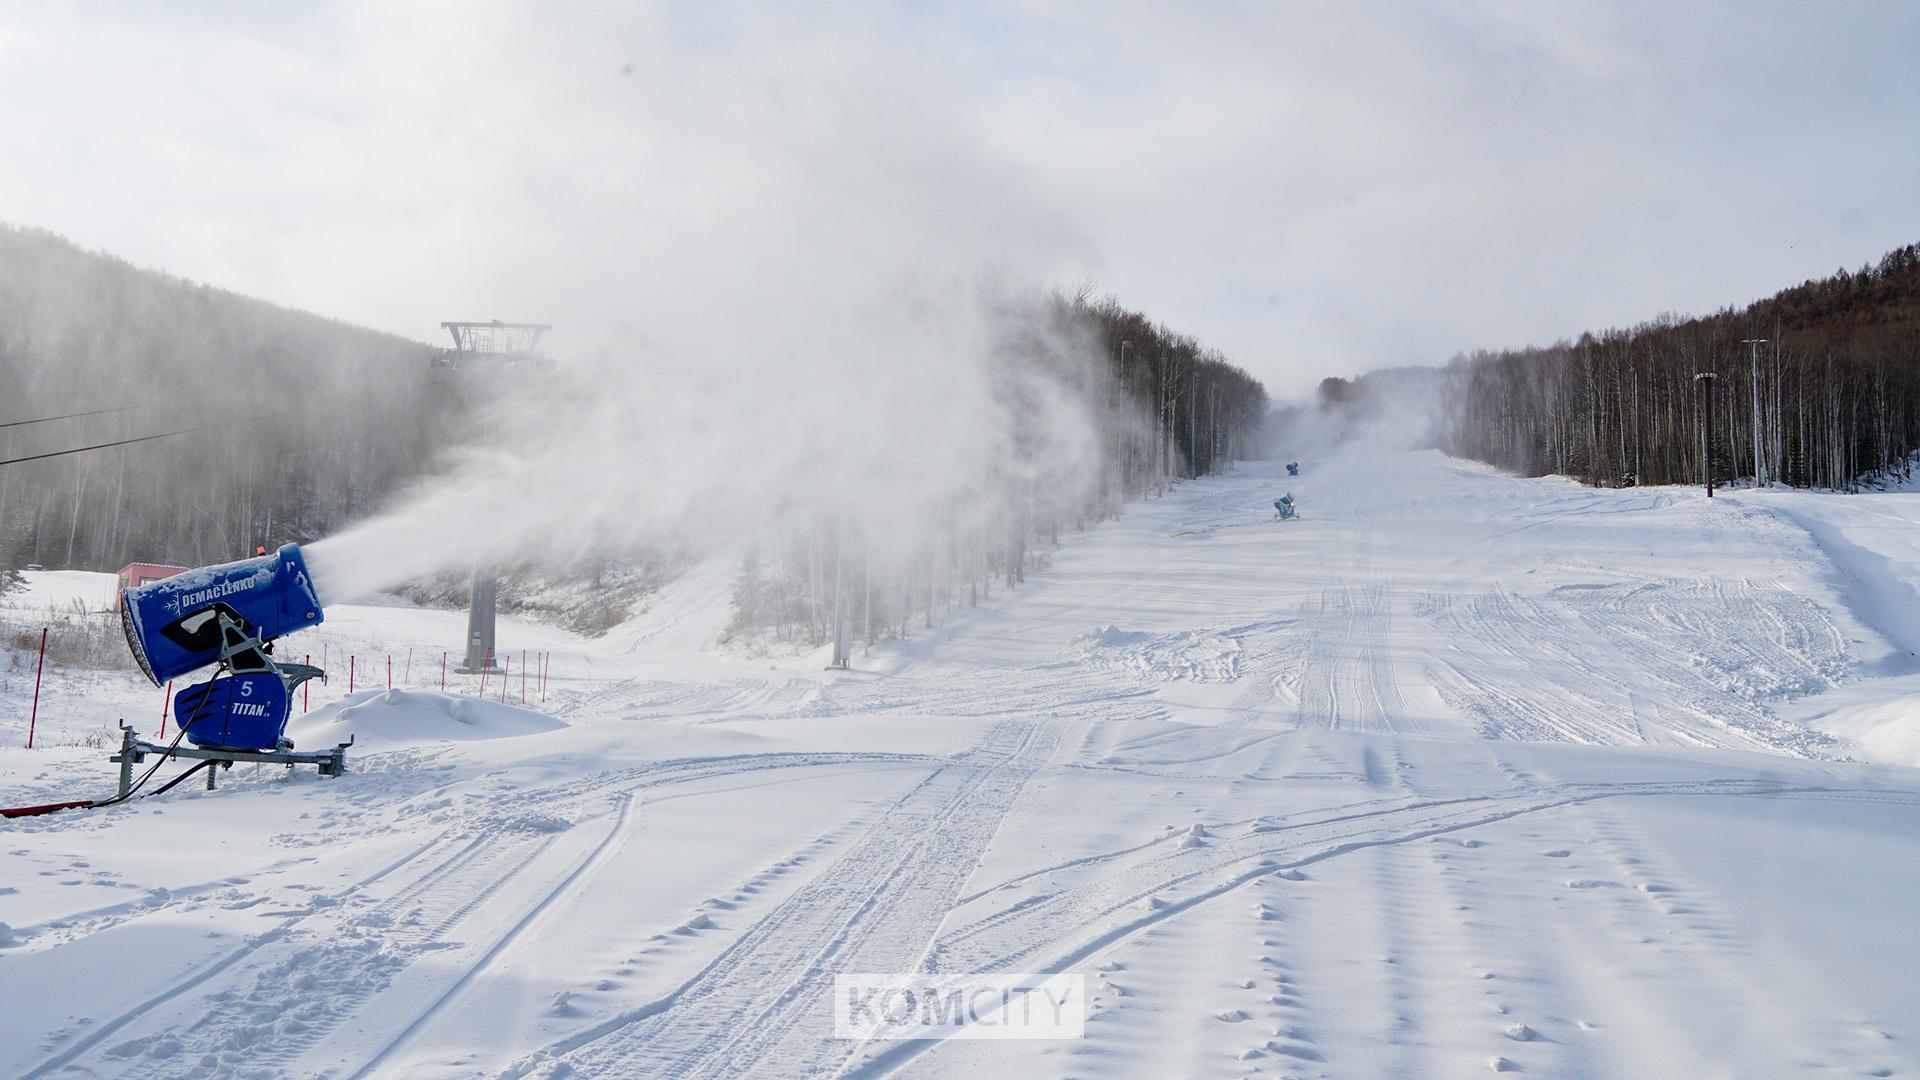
120,543 -> 325,687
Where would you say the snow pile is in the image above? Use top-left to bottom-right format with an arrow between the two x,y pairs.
1081,625 -> 1153,648
286,687 -> 565,746
1804,687 -> 1920,767
1070,624 -> 1244,682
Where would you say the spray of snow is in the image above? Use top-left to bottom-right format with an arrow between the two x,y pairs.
304,277 -> 1117,604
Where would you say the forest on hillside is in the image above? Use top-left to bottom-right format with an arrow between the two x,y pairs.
0,225 -> 472,572
1440,242 -> 1920,489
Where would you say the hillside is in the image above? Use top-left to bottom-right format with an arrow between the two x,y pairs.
0,225 -> 474,571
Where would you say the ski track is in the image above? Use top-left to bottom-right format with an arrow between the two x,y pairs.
927,779 -> 1805,976
23,750 -> 938,1080
1424,580 -> 1848,757
512,717 -> 1063,1080
863,779 -> 1891,1079
1293,584 -> 1407,733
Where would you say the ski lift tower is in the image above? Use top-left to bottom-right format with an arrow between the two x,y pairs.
438,321 -> 553,674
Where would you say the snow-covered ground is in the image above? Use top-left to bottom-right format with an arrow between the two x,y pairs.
4,447 -> 1920,1079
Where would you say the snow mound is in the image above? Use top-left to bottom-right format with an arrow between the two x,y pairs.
1082,624 -> 1153,648
287,687 -> 566,746
1806,683 -> 1920,767
1069,624 -> 1244,682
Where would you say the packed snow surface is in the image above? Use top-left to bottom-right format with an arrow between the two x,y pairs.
5,448 -> 1920,1079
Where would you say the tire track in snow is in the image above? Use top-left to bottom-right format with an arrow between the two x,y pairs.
926,779 -> 1819,980
24,751 -> 935,1080
856,776 -> 1858,1068
1294,585 -> 1406,733
1424,580 -> 1847,757
857,778 -> 1881,1078
340,791 -> 645,1079
511,718 -> 1061,1080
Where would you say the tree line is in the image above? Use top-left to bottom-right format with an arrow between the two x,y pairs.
1316,241 -> 1920,492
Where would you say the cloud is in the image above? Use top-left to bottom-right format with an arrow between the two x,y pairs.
2,2 -> 1917,397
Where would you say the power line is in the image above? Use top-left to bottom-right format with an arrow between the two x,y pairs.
0,370 -> 459,469
1,368 -> 460,431
0,399 -> 196,431
0,416 -> 277,468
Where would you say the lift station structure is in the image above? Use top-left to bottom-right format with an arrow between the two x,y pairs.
438,320 -> 553,674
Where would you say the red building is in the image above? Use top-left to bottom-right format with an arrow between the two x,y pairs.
115,562 -> 189,608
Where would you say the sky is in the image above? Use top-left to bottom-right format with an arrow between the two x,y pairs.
2,1 -> 1916,399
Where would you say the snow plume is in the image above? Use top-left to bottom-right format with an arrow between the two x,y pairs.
1268,366 -> 1454,460
304,277 -> 1117,606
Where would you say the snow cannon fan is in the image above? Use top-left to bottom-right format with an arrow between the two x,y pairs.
120,544 -> 327,752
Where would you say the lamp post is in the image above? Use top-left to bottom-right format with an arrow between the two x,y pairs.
1117,340 -> 1132,512
1741,338 -> 1767,486
1694,371 -> 1719,497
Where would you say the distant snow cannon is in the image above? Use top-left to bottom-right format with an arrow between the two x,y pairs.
120,544 -> 326,752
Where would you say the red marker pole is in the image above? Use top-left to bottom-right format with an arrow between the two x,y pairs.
405,648 -> 412,685
387,654 -> 392,690
479,652 -> 489,699
349,656 -> 356,694
501,656 -> 510,702
26,627 -> 47,749
520,650 -> 527,703
303,656 -> 311,713
160,679 -> 173,738
441,652 -> 447,691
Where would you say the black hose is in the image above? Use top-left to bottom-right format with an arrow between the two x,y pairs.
88,724 -> 191,808
144,760 -> 215,799
89,662 -> 226,808
21,661 -> 293,815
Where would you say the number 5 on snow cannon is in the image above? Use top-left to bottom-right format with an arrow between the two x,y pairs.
120,543 -> 327,753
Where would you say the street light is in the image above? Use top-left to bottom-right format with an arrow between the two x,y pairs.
1694,371 -> 1719,498
1741,338 -> 1768,487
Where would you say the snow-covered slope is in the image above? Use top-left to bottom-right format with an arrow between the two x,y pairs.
3,448 -> 1919,1079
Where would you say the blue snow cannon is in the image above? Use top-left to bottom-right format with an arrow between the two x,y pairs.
121,544 -> 323,686
120,544 -> 326,751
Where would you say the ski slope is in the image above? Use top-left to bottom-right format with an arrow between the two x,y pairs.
4,448 -> 1920,1079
